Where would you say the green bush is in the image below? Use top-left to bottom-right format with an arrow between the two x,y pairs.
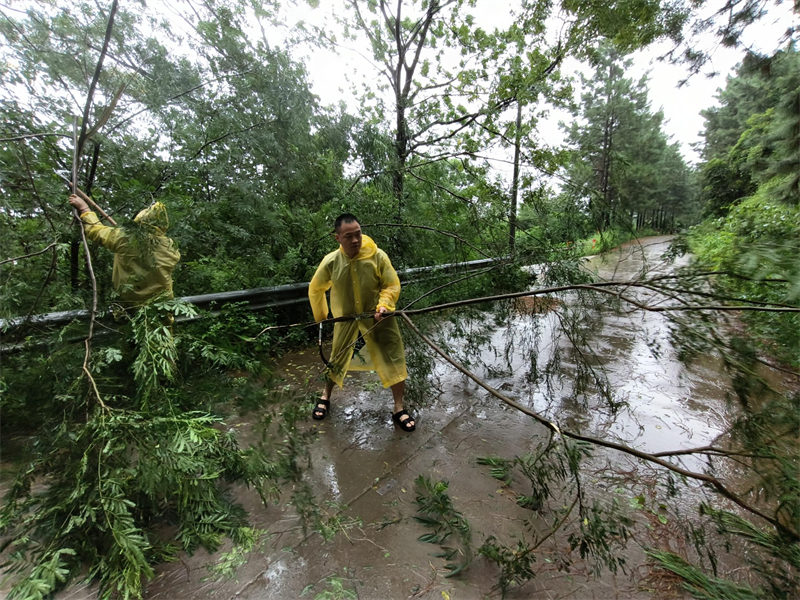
688,181 -> 800,366
0,300 -> 316,599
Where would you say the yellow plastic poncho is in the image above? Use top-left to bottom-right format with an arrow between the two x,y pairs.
79,202 -> 181,306
309,235 -> 407,389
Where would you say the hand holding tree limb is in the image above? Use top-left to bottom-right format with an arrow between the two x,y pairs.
68,194 -> 90,215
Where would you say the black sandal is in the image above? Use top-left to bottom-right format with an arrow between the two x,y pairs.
312,398 -> 330,421
392,409 -> 416,432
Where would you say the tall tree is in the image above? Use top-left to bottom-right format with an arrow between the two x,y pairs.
317,0 -> 692,257
561,44 -> 690,230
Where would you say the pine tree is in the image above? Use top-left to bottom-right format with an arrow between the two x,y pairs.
561,44 -> 690,231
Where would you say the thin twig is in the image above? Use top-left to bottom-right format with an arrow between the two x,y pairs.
532,494 -> 579,550
0,242 -> 59,266
362,222 -> 493,259
18,147 -> 57,233
24,245 -> 59,323
105,69 -> 255,135
0,132 -> 71,142
402,265 -> 501,311
189,119 -> 277,160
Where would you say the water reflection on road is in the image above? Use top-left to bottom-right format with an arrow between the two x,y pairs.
484,236 -> 734,472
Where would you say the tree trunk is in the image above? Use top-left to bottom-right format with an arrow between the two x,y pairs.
599,117 -> 610,227
599,63 -> 616,229
509,101 -> 523,255
393,97 -> 406,224
86,141 -> 100,195
70,234 -> 80,291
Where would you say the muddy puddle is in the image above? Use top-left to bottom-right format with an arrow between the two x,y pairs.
43,236 -> 785,599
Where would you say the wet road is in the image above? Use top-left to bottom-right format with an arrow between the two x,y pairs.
61,237 -> 746,599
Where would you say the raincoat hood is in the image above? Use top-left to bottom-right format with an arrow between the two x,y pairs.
340,234 -> 377,260
134,202 -> 169,235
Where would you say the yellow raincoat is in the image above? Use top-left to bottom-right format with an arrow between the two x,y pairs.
309,235 -> 407,388
79,202 -> 181,306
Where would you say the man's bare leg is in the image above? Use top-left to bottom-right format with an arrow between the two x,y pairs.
390,380 -> 414,428
313,378 -> 336,420
322,378 -> 335,401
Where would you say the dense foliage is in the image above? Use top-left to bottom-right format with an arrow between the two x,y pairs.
0,299 -> 316,600
689,44 -> 800,367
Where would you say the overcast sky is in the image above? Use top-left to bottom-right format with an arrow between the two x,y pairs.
276,0 -> 796,166
8,0 -> 793,172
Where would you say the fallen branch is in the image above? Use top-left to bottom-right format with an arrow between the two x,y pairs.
402,281 -> 800,316
652,282 -> 800,309
71,0 -> 120,412
254,277 -> 800,337
73,116 -> 105,410
399,312 -> 799,542
585,285 -> 800,313
648,271 -> 789,285
653,446 -> 771,460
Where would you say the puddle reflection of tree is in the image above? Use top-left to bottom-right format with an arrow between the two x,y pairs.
422,279 -> 713,466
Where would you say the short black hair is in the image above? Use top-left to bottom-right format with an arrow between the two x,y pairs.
334,213 -> 360,232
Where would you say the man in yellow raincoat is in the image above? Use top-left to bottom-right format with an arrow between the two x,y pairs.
68,194 -> 181,307
308,214 -> 415,432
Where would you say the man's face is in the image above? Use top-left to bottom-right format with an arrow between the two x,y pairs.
335,220 -> 362,258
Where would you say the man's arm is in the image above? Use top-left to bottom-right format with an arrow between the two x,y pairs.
308,259 -> 333,322
69,194 -> 126,252
375,252 -> 401,318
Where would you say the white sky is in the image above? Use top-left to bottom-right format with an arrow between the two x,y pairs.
277,0 -> 797,166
